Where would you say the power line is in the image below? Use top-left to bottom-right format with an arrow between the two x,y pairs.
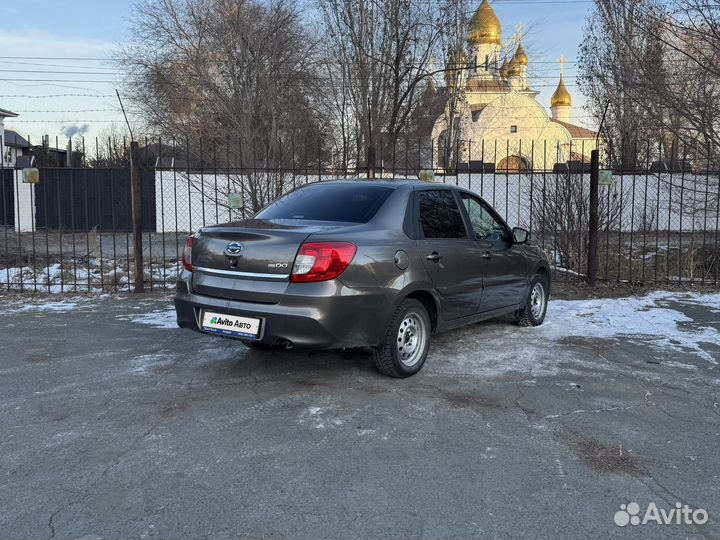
0,60 -> 117,70
7,119 -> 120,123
0,56 -> 118,61
0,78 -> 116,83
0,69 -> 121,75
12,109 -> 117,113
0,94 -> 114,98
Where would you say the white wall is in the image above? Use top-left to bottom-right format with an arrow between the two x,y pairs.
13,171 -> 35,232
0,119 -> 6,168
154,170 -> 324,232
153,170 -> 719,234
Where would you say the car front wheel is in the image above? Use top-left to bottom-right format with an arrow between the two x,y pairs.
516,274 -> 549,327
373,299 -> 431,378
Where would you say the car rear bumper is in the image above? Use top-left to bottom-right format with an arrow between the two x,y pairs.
174,273 -> 393,349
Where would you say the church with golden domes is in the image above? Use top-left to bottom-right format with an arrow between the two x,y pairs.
431,0 -> 596,172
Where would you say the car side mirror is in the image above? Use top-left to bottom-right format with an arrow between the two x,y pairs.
512,227 -> 529,244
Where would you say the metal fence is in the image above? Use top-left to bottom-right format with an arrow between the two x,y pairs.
1,137 -> 718,293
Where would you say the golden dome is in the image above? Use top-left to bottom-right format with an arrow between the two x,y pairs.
468,0 -> 501,46
505,57 -> 522,77
551,75 -> 572,107
513,43 -> 528,66
499,60 -> 509,78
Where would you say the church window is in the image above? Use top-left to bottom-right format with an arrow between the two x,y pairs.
484,55 -> 489,71
510,125 -> 518,133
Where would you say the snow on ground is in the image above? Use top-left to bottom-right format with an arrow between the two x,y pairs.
11,296 -> 107,314
124,291 -> 720,371
126,307 -> 179,329
536,291 -> 720,364
16,301 -> 81,313
428,291 -> 720,377
0,260 -> 179,293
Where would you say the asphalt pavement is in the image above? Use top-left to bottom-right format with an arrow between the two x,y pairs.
0,292 -> 718,539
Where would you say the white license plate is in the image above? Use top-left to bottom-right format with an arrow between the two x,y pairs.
201,311 -> 261,339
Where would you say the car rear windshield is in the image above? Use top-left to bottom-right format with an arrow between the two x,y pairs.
255,184 -> 394,223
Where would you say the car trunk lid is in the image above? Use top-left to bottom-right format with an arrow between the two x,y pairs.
191,219 -> 347,303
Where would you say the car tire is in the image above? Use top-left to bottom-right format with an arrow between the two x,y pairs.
516,274 -> 549,327
373,299 -> 431,378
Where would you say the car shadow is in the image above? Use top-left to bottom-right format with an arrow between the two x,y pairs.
196,343 -> 380,384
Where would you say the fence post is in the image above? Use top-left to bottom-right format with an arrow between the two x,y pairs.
367,145 -> 376,179
588,148 -> 599,287
130,141 -> 144,293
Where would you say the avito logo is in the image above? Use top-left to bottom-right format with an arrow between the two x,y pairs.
614,502 -> 708,527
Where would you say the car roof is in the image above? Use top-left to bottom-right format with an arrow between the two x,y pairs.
299,179 -> 456,189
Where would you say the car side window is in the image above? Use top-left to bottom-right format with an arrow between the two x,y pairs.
418,190 -> 468,239
460,193 -> 508,243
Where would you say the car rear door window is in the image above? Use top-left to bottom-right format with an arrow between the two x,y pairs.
418,190 -> 468,239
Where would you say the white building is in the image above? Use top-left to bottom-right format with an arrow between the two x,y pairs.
432,0 -> 597,171
0,107 -> 20,168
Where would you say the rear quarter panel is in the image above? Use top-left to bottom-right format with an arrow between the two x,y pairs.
307,186 -> 437,343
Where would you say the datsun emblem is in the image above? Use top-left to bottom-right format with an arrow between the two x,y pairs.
224,242 -> 243,256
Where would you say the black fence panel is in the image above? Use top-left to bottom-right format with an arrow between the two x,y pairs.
0,169 -> 13,227
1,136 -> 718,293
34,168 -> 156,232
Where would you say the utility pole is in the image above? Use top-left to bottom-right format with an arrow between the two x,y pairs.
588,101 -> 610,288
116,89 -> 144,293
130,141 -> 144,293
588,148 -> 599,287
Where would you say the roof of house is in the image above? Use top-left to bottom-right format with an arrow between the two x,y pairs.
551,119 -> 597,139
3,130 -> 30,148
0,107 -> 19,119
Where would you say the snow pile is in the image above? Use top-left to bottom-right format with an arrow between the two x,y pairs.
538,292 -> 720,364
429,291 -> 720,376
0,259 -> 179,293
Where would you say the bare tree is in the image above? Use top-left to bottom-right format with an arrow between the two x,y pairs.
578,0 -> 664,169
437,0 -> 469,170
317,0 -> 457,177
632,0 -> 720,162
119,0 -> 327,189
532,173 -> 624,272
580,0 -> 720,171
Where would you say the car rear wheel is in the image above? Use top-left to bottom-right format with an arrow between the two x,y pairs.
516,274 -> 549,327
373,299 -> 431,378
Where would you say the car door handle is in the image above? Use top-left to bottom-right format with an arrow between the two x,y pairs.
426,252 -> 443,262
482,251 -> 492,260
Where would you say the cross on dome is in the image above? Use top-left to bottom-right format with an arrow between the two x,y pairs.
557,54 -> 567,77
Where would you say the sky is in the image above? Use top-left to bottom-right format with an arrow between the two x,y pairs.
0,0 -> 596,146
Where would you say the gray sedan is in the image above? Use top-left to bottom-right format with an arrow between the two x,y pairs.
174,180 -> 550,377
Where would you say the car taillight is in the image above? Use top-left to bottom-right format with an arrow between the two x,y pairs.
182,235 -> 195,271
290,242 -> 357,283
